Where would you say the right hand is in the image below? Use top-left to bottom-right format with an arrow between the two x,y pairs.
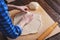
18,13 -> 33,27
8,4 -> 29,12
15,6 -> 29,12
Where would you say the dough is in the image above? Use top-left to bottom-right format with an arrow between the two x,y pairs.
14,12 -> 41,35
28,2 -> 40,10
14,13 -> 23,25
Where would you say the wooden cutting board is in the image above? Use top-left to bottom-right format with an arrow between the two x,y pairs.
9,5 -> 60,40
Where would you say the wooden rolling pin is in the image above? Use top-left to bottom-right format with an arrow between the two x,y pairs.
37,22 -> 58,40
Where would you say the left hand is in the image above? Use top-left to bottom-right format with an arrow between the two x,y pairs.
18,13 -> 33,27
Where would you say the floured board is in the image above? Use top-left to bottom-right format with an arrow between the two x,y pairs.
14,12 -> 41,35
9,4 -> 60,40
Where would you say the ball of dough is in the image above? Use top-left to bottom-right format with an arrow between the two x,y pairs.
28,2 -> 40,10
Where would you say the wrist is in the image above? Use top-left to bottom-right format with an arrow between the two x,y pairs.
18,20 -> 25,27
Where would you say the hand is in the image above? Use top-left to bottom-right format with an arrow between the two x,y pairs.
15,6 -> 29,12
18,13 -> 33,27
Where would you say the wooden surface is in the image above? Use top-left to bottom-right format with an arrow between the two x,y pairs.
45,0 -> 60,14
9,5 -> 60,40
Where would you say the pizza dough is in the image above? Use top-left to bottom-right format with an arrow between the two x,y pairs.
14,12 -> 41,35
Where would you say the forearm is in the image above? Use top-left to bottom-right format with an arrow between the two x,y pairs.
8,4 -> 18,8
8,4 -> 28,11
8,4 -> 23,9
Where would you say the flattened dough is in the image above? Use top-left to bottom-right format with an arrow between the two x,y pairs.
14,12 -> 41,35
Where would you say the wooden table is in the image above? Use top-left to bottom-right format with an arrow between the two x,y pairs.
9,5 -> 60,40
